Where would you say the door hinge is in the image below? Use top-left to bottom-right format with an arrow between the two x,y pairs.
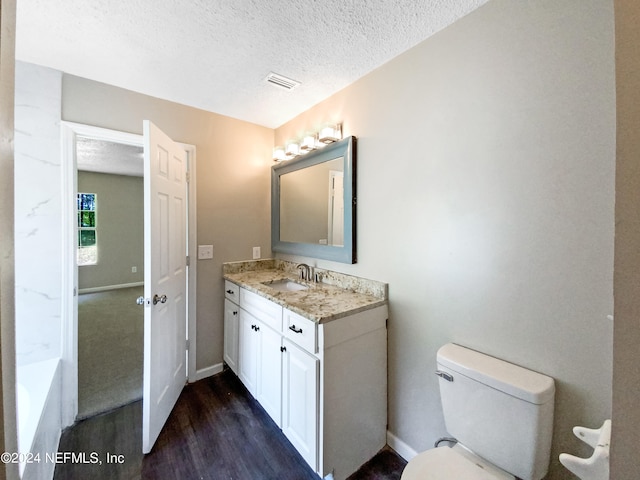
185,171 -> 190,183
436,370 -> 454,382
186,255 -> 190,267
186,339 -> 190,350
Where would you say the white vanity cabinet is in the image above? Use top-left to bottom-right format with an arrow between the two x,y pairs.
238,308 -> 283,426
225,283 -> 388,480
282,337 -> 319,469
237,308 -> 260,396
255,315 -> 284,425
238,288 -> 284,426
223,281 -> 240,374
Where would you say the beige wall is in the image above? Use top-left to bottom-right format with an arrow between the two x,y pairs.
78,171 -> 144,290
612,0 -> 640,477
62,76 -> 273,370
276,1 -> 615,478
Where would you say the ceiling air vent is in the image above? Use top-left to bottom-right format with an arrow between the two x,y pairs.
265,72 -> 300,91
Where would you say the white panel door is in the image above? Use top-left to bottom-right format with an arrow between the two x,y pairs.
142,120 -> 187,454
257,324 -> 283,427
282,339 -> 319,471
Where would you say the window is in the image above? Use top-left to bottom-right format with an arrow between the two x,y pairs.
77,193 -> 97,265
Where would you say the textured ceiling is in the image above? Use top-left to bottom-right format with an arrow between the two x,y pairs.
16,0 -> 489,128
76,137 -> 143,177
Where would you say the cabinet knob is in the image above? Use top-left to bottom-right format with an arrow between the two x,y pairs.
280,346 -> 287,352
226,289 -> 234,294
233,311 -> 238,315
289,325 -> 303,334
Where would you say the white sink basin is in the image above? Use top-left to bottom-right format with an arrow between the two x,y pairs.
263,279 -> 310,292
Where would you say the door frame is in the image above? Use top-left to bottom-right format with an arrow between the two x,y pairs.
60,121 -> 198,427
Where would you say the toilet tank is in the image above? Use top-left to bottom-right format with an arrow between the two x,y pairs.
437,344 -> 555,480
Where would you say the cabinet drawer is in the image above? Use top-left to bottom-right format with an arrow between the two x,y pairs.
224,280 -> 240,304
283,309 -> 317,354
240,288 -> 282,332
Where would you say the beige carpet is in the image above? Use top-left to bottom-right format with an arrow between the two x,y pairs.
77,286 -> 144,419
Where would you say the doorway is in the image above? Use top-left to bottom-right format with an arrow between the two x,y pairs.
60,122 -> 198,428
75,141 -> 145,418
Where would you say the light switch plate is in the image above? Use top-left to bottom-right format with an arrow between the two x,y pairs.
198,245 -> 213,260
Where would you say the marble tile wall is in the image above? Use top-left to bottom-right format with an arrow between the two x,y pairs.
14,61 -> 63,367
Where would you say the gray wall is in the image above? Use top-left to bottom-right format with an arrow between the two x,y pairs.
62,77 -> 273,371
612,0 -> 640,476
77,171 -> 144,290
275,1 -> 615,478
1,0 -> 18,472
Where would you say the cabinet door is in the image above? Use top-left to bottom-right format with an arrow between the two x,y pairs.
282,339 -> 319,472
256,324 -> 283,427
223,299 -> 240,374
238,309 -> 260,397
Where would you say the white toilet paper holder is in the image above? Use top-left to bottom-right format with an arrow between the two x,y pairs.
559,419 -> 610,480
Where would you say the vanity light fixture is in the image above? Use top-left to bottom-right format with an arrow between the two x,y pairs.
300,133 -> 317,152
318,124 -> 342,144
273,146 -> 286,162
285,141 -> 300,159
272,123 -> 343,162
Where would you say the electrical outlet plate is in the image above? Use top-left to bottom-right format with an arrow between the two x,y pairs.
253,246 -> 261,259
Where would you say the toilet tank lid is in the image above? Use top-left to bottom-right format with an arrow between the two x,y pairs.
437,344 -> 555,405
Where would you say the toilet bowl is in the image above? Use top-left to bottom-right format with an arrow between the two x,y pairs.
401,344 -> 555,480
402,444 -> 515,480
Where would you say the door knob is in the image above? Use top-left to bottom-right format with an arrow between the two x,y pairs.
153,294 -> 168,305
136,296 -> 145,305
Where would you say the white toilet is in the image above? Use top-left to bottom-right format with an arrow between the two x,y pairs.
402,343 -> 555,480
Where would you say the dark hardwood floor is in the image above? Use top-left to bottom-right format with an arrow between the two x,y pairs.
55,369 -> 406,480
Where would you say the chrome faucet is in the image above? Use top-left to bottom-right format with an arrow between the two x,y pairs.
297,263 -> 311,281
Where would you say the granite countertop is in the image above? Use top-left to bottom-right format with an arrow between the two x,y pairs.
223,262 -> 387,324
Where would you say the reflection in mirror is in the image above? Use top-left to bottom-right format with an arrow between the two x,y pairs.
272,136 -> 356,263
280,157 -> 344,246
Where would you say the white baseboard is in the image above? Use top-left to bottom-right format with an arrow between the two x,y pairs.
79,281 -> 144,294
194,363 -> 224,382
387,430 -> 418,461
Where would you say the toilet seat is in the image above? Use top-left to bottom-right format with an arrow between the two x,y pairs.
401,446 -> 515,480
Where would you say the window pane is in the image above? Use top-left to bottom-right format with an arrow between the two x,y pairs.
79,229 -> 96,246
77,193 -> 97,265
80,211 -> 95,227
78,246 -> 97,265
80,193 -> 96,211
